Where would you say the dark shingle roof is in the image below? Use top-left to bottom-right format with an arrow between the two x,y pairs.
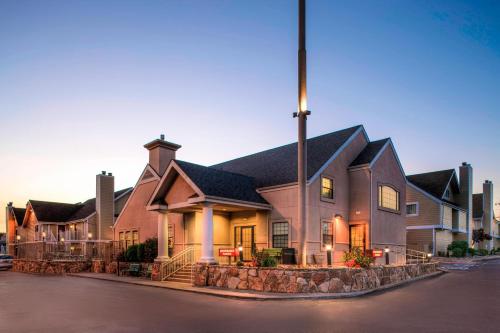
406,169 -> 455,199
212,125 -> 363,188
473,193 -> 483,219
30,188 -> 132,223
175,160 -> 268,205
350,138 -> 390,167
12,208 -> 27,226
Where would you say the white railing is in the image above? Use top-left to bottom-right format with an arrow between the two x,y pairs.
160,246 -> 194,282
406,248 -> 429,264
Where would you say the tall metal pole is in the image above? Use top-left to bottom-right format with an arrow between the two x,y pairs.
294,0 -> 310,267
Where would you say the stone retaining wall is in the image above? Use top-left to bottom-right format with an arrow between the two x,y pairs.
13,259 -> 91,275
194,263 -> 438,293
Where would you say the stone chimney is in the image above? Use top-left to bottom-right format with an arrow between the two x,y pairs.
459,162 -> 473,245
144,134 -> 181,176
96,171 -> 114,240
483,180 -> 494,250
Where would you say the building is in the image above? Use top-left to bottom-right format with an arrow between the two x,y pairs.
405,164 -> 472,255
115,125 -> 407,265
5,172 -> 132,254
472,180 -> 497,251
0,233 -> 6,254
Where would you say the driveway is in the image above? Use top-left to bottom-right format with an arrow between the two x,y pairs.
1,260 -> 499,333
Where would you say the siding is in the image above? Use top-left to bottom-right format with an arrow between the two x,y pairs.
442,206 -> 452,229
407,229 -> 433,252
435,230 -> 453,255
406,185 -> 441,227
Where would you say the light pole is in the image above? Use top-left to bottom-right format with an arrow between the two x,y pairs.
384,247 -> 390,265
238,244 -> 243,262
326,244 -> 332,267
293,0 -> 311,267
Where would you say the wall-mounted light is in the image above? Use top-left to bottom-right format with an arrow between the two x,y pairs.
16,235 -> 21,241
88,232 -> 93,240
334,214 -> 343,220
61,237 -> 65,242
384,247 -> 390,253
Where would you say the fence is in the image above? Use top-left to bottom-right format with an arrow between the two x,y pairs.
14,241 -> 121,263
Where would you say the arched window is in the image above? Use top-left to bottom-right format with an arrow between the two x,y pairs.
378,185 -> 400,211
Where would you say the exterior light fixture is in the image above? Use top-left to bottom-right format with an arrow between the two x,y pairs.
334,214 -> 343,219
70,246 -> 75,251
70,225 -> 74,229
384,247 -> 390,265
61,237 -> 65,242
238,245 -> 243,252
16,235 -> 21,241
42,231 -> 46,238
88,232 -> 92,240
238,244 -> 243,262
427,253 -> 432,262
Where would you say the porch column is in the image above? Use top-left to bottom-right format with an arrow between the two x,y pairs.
156,212 -> 169,261
199,204 -> 217,264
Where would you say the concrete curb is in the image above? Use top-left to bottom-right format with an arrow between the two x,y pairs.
69,270 -> 445,301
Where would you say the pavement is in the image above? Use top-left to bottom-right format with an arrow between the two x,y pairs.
1,259 -> 499,332
68,270 -> 444,300
433,255 -> 500,271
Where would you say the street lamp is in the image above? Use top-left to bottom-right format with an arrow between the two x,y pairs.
16,235 -> 21,241
87,232 -> 92,240
427,253 -> 432,262
238,244 -> 243,262
384,247 -> 390,265
42,231 -> 46,241
325,244 -> 332,267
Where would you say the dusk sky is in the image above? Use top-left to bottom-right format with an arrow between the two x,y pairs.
1,0 -> 499,232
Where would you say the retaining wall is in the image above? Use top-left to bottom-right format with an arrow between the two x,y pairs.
194,263 -> 438,293
12,259 -> 91,275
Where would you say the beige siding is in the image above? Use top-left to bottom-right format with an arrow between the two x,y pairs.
435,230 -> 453,254
407,229 -> 433,252
406,186 -> 441,227
458,211 -> 466,231
442,206 -> 452,229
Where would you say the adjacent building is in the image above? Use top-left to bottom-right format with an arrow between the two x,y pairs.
5,172 -> 132,255
115,125 -> 408,265
472,180 -> 497,251
405,164 -> 472,255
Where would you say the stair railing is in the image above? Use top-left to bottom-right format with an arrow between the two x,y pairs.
406,248 -> 429,264
160,246 -> 194,281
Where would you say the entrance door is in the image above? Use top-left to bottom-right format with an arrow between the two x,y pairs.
350,225 -> 365,252
234,226 -> 254,261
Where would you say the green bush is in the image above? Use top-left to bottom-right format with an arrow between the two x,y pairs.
125,244 -> 139,262
262,256 -> 278,267
451,247 -> 464,257
143,238 -> 158,263
477,249 -> 489,256
468,248 -> 476,256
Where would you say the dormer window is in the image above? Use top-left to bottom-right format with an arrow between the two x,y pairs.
321,177 -> 335,201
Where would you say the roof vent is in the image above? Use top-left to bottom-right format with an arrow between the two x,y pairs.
108,172 -> 113,176
462,162 -> 467,166
160,134 -> 165,140
7,202 -> 12,206
101,171 -> 106,175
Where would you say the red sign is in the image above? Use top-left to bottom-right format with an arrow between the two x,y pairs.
219,248 -> 239,257
369,249 -> 384,258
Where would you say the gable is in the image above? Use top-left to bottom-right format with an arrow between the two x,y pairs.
165,175 -> 198,205
371,143 -> 406,180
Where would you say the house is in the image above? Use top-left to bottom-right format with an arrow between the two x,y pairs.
5,172 -> 132,249
472,180 -> 497,251
5,204 -> 26,255
405,163 -> 472,255
115,125 -> 407,265
0,233 -> 6,254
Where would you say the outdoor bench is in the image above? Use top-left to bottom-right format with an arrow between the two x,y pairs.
123,263 -> 141,277
263,248 -> 282,262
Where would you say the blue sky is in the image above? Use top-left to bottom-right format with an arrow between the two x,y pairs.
1,0 -> 499,231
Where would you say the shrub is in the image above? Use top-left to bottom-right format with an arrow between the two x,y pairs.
342,248 -> 374,268
137,243 -> 145,262
262,256 -> 278,267
116,251 -> 126,262
236,261 -> 244,267
125,244 -> 139,262
451,247 -> 464,257
477,249 -> 489,256
468,248 -> 476,256
143,238 -> 158,263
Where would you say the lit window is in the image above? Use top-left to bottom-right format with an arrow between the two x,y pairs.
378,185 -> 400,211
321,177 -> 334,200
132,231 -> 139,245
272,222 -> 289,248
126,231 -> 132,248
322,222 -> 333,248
406,203 -> 418,216
119,232 -> 125,251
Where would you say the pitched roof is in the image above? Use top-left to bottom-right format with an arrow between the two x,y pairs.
406,169 -> 455,199
349,138 -> 390,167
29,188 -> 132,223
212,125 -> 363,188
12,207 -> 27,226
175,160 -> 268,205
473,193 -> 483,219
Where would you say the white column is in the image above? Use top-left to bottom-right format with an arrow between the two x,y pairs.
199,204 -> 217,264
156,212 -> 169,261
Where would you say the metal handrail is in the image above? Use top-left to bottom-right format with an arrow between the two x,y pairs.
160,246 -> 194,281
405,248 -> 429,264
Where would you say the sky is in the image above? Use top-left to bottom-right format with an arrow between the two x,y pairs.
1,0 -> 499,232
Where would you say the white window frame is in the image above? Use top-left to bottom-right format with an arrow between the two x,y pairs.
320,175 -> 335,203
321,220 -> 335,251
406,202 -> 419,217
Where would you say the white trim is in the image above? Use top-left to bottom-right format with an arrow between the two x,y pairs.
406,225 -> 441,230
441,171 -> 456,200
405,202 -> 419,217
442,201 -> 467,212
309,126 -> 367,183
270,219 -> 291,248
257,182 -> 298,193
196,195 -> 272,210
432,229 -> 436,255
406,181 -> 442,204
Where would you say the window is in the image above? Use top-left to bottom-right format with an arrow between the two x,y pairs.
119,232 -> 125,251
321,177 -> 334,200
168,224 -> 174,248
272,222 -> 289,248
406,203 -> 418,216
125,231 -> 132,248
378,185 -> 400,211
322,222 -> 333,248
132,231 -> 139,245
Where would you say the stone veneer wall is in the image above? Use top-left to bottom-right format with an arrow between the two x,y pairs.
13,259 -> 91,275
194,263 -> 438,293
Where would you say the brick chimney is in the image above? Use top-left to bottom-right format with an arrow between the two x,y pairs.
144,134 -> 181,176
459,162 -> 473,245
96,171 -> 114,240
483,180 -> 494,250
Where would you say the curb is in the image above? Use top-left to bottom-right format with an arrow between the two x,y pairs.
69,270 -> 445,301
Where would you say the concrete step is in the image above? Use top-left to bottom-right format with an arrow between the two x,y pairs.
167,277 -> 192,284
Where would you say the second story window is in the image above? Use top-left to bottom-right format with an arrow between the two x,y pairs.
406,203 -> 418,216
378,185 -> 400,212
321,177 -> 334,200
